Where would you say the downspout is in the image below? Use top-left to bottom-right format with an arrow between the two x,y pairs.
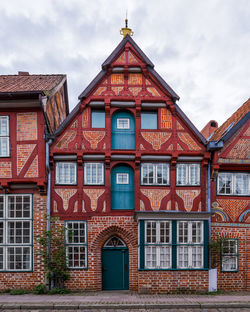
207,159 -> 211,268
46,137 -> 53,289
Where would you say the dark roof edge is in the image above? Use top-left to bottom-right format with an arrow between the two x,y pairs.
102,35 -> 154,68
219,111 -> 250,143
175,104 -> 207,145
148,67 -> 180,101
78,70 -> 106,99
0,91 -> 42,99
54,101 -> 81,136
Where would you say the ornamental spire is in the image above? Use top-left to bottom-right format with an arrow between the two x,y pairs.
120,15 -> 134,37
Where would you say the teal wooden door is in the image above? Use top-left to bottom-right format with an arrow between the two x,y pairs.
111,165 -> 134,210
111,111 -> 135,149
102,248 -> 129,290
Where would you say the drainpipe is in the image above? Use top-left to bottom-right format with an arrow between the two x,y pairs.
46,138 -> 53,289
208,159 -> 211,268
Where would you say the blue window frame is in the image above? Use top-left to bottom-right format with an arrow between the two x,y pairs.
91,110 -> 105,128
141,111 -> 157,129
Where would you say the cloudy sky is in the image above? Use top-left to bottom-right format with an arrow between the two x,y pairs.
0,0 -> 249,130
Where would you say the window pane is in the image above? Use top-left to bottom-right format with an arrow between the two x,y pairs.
84,163 -> 104,185
191,222 -> 203,243
146,221 -> 156,243
116,173 -> 128,184
0,137 -> 9,157
177,246 -> 189,268
0,196 -> 3,218
117,118 -> 130,129
66,222 -> 86,244
177,164 -> 187,185
235,174 -> 249,195
160,222 -> 170,243
189,164 -> 200,185
0,222 -> 3,244
7,221 -> 31,244
0,116 -> 9,136
218,173 -> 232,194
178,222 -> 188,243
222,256 -> 237,271
7,195 -> 31,218
160,246 -> 171,268
91,110 -> 105,128
191,246 -> 203,268
141,112 -> 157,129
145,246 -> 156,268
56,162 -> 77,184
7,246 -> 31,270
67,246 -> 86,268
0,247 -> 3,270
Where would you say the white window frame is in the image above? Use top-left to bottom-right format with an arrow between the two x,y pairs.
0,194 -> 32,271
84,162 -> 104,185
55,162 -> 77,185
0,116 -> 10,157
177,221 -> 203,269
116,173 -> 129,184
65,221 -> 87,269
117,118 -> 130,129
144,221 -> 172,269
176,163 -> 200,186
217,172 -> 250,196
221,239 -> 238,272
141,163 -> 170,186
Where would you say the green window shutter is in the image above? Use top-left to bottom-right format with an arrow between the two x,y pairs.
172,220 -> 177,269
139,220 -> 145,269
203,220 -> 209,269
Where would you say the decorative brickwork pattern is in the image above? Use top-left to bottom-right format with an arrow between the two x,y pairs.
25,155 -> 38,177
70,120 -> 78,128
111,87 -> 123,96
115,52 -> 126,64
167,144 -> 173,151
217,199 -> 250,222
73,201 -> 78,213
128,74 -> 142,85
140,200 -> 145,211
140,144 -> 145,150
83,131 -> 105,149
243,127 -> 250,136
83,189 -> 105,211
56,130 -> 77,149
160,108 -> 172,129
0,162 -> 12,178
128,51 -> 139,64
141,189 -> 169,211
82,109 -> 89,128
53,200 -> 58,213
17,112 -> 37,141
55,189 -> 77,211
227,139 -> 249,159
93,87 -> 107,96
111,74 -> 124,84
128,87 -> 142,96
145,79 -> 151,85
167,200 -> 171,210
177,121 -> 184,130
178,132 -> 201,151
17,144 -> 36,175
147,87 -> 161,97
102,200 -> 106,212
82,200 -> 86,212
141,132 -> 171,150
176,190 -> 200,211
177,143 -> 183,151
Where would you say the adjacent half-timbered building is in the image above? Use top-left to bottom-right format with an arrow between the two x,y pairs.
208,99 -> 250,291
0,72 -> 68,289
50,29 -> 211,293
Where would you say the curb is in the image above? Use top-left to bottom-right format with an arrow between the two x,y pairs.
0,302 -> 250,310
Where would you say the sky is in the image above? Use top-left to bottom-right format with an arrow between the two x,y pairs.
0,0 -> 249,130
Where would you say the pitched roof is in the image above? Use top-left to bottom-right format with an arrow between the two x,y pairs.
210,99 -> 250,141
0,73 -> 66,93
79,35 -> 180,101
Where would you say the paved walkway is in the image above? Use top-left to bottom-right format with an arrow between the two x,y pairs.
0,291 -> 250,310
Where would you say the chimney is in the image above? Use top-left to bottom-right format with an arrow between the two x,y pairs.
18,71 -> 29,76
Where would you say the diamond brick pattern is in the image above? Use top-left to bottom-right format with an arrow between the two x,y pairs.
129,87 -> 142,96
217,199 -> 250,222
227,139 -> 249,159
56,130 -> 77,149
0,162 -> 12,178
17,144 -> 36,175
176,190 -> 200,212
141,132 -> 171,150
147,87 -> 161,97
84,189 -> 105,211
141,189 -> 169,211
83,131 -> 105,149
55,189 -> 77,211
25,155 -> 38,177
112,87 -> 123,95
178,132 -> 201,151
128,51 -> 139,64
177,121 -> 184,130
115,51 -> 126,64
17,112 -> 37,141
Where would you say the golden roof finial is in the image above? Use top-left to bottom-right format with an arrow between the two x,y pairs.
120,13 -> 134,37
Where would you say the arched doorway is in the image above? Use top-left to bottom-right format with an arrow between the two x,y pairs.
102,236 -> 129,290
111,164 -> 134,210
111,110 -> 135,150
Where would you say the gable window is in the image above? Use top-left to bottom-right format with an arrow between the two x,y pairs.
141,163 -> 169,185
0,194 -> 32,271
117,118 -> 130,129
177,221 -> 203,269
217,172 -> 250,196
145,221 -> 171,269
176,163 -> 200,186
55,162 -> 77,185
116,173 -> 129,184
91,110 -> 105,128
141,111 -> 157,129
84,162 -> 104,185
221,239 -> 238,272
0,116 -> 10,157
65,221 -> 87,269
